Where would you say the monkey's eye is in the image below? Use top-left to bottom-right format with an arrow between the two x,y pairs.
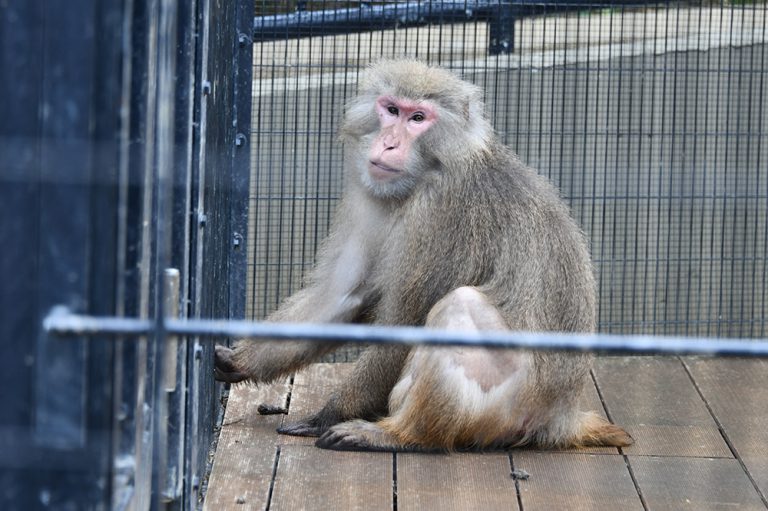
411,113 -> 425,123
387,105 -> 399,116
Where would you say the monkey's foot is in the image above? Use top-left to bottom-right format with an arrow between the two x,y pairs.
277,416 -> 326,437
214,345 -> 248,384
316,420 -> 411,452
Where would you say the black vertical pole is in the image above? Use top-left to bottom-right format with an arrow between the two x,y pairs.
230,0 -> 254,321
489,1 -> 516,55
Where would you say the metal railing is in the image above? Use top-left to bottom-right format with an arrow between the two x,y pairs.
45,305 -> 768,357
253,0 -> 649,54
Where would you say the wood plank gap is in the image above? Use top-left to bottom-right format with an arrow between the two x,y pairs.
590,368 -> 614,423
392,452 -> 398,511
509,452 -> 525,511
622,453 -> 760,460
590,369 -> 650,511
619,454 -> 649,511
265,446 -> 280,511
680,357 -> 768,508
284,375 -> 295,412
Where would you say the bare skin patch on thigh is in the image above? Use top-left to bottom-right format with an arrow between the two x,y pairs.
448,348 -> 527,393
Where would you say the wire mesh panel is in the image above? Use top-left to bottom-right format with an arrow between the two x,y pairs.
248,1 -> 767,339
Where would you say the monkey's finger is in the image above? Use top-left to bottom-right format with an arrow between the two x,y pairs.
214,344 -> 238,371
213,344 -> 248,382
213,366 -> 248,383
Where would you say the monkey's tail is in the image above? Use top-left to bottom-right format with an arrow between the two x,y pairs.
570,412 -> 634,448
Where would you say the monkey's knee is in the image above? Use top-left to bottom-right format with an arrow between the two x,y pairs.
426,286 -> 485,324
426,286 -> 508,331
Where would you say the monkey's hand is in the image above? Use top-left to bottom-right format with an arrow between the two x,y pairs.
214,345 -> 248,384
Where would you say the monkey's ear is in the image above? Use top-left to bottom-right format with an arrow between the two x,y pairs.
341,93 -> 379,140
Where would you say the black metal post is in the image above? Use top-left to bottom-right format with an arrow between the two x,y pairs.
489,1 -> 516,55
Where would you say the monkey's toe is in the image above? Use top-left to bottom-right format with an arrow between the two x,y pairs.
315,420 -> 397,452
214,345 -> 248,383
316,428 -> 379,451
277,418 -> 326,437
214,367 -> 248,384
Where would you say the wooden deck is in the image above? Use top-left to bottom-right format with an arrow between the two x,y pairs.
204,357 -> 768,510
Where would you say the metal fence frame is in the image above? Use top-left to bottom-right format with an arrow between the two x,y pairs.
252,0 -> 650,54
2,0 -> 765,510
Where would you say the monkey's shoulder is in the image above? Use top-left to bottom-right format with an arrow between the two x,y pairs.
434,154 -> 571,229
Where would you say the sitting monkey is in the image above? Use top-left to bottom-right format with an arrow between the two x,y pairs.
216,59 -> 632,452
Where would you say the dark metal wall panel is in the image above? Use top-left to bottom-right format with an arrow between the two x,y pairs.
0,0 -> 44,446
34,0 -> 95,451
0,0 -> 254,508
0,0 -> 123,508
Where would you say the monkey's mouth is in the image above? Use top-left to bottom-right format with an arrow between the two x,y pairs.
369,160 -> 401,178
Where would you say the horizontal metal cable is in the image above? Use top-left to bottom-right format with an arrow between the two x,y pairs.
44,306 -> 768,357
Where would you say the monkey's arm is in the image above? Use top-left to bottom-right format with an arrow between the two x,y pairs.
214,284 -> 373,384
215,225 -> 376,384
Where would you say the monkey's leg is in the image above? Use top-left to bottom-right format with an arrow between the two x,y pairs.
317,286 -> 525,451
318,287 -> 632,451
278,344 -> 411,437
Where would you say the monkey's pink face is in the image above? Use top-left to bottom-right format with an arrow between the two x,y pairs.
367,96 -> 438,184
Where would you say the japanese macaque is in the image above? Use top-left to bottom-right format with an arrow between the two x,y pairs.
215,59 -> 632,451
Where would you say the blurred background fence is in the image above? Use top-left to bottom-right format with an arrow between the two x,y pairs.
247,2 -> 767,341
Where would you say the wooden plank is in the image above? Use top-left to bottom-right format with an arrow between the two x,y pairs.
515,451 -> 642,511
286,363 -> 353,417
740,456 -> 768,505
278,363 -> 354,447
684,358 -> 768,499
630,456 -> 766,511
204,381 -> 290,511
270,445 -> 392,511
593,357 -> 731,457
580,375 -> 609,420
683,358 -> 768,451
206,363 -> 361,509
397,453 -> 519,510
